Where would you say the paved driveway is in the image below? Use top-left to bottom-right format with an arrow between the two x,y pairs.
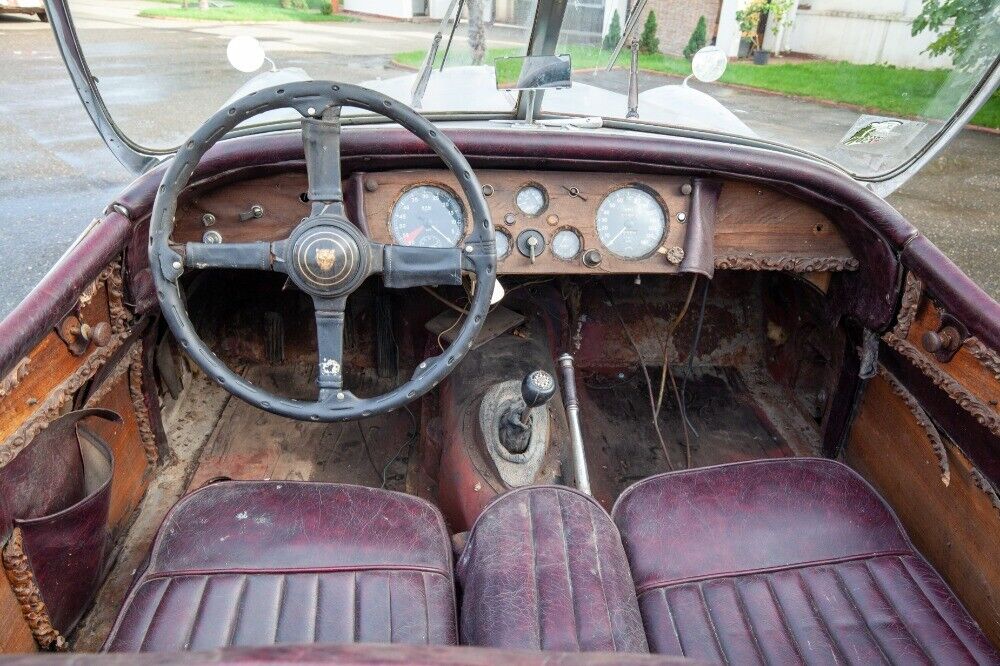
0,4 -> 997,318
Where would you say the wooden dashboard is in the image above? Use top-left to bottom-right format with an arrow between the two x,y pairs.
172,168 -> 857,276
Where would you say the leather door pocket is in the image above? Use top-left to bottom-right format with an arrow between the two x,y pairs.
0,408 -> 120,644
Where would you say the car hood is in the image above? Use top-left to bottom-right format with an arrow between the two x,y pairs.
43,0 -> 1000,195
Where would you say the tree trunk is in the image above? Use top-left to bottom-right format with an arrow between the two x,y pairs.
467,0 -> 486,66
330,0 -> 339,13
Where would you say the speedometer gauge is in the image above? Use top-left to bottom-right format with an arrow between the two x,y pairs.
595,186 -> 666,259
390,185 -> 464,248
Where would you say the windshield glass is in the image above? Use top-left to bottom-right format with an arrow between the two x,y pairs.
68,0 -> 998,179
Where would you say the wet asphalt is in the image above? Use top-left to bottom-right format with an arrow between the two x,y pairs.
0,5 -> 996,318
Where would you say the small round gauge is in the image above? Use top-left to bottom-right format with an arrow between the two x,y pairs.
516,185 -> 548,216
495,227 -> 512,259
595,186 -> 667,259
551,228 -> 582,261
390,185 -> 464,248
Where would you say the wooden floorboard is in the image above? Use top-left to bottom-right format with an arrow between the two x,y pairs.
189,364 -> 415,491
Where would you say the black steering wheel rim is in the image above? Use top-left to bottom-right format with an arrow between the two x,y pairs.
149,81 -> 496,422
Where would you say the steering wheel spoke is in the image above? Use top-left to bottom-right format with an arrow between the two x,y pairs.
380,244 -> 466,289
314,295 -> 347,398
183,241 -> 282,272
151,81 -> 495,422
302,106 -> 345,218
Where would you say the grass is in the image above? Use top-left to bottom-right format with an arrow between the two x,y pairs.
139,0 -> 356,23
394,46 -> 999,129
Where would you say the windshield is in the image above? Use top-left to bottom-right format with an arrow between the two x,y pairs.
68,0 -> 999,179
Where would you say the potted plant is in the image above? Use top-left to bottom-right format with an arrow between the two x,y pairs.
735,0 -> 793,64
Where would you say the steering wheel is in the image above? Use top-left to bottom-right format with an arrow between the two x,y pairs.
149,82 -> 496,422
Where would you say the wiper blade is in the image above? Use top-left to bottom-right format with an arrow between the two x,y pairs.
410,0 -> 465,109
604,0 -> 650,71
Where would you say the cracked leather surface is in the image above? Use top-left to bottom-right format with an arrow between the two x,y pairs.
457,485 -> 649,653
612,459 -> 999,664
104,481 -> 457,652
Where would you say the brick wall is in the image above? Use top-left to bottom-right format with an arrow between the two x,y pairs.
642,0 -> 721,56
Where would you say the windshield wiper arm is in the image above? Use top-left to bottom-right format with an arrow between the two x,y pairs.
604,0 -> 650,71
411,0 -> 465,109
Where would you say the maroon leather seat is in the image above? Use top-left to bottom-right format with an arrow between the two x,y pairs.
104,481 -> 458,652
613,459 -> 999,665
457,485 -> 648,653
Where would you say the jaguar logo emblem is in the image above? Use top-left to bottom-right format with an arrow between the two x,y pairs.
315,247 -> 337,272
320,358 -> 341,377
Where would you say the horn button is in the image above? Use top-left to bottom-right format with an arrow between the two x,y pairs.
286,217 -> 370,297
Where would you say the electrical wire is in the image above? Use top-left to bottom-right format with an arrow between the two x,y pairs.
604,287 -> 674,471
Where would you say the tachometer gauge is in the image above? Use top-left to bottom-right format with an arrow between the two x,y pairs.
495,227 -> 512,259
516,185 -> 547,216
595,186 -> 666,259
551,228 -> 582,260
390,185 -> 464,248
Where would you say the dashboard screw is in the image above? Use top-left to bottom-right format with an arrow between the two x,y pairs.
677,212 -> 687,222
680,183 -> 693,196
482,184 -> 495,197
364,179 -> 379,192
503,213 -> 516,226
171,260 -> 182,270
201,213 -> 216,227
203,230 -> 223,244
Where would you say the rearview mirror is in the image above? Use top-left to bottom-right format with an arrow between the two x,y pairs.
691,46 -> 727,83
227,36 -> 267,73
495,54 -> 572,91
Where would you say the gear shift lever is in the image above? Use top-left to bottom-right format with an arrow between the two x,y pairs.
499,370 -> 556,455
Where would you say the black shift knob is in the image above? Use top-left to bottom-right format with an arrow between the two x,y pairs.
521,370 -> 556,409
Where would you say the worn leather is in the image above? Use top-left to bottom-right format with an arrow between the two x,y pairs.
613,459 -> 1000,664
104,481 -> 458,652
457,485 -> 648,653
10,643 -> 696,665
0,409 -> 118,634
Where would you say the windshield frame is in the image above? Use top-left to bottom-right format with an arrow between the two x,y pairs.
43,0 -> 1000,189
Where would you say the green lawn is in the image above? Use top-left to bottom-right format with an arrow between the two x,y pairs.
394,46 -> 999,129
139,0 -> 356,22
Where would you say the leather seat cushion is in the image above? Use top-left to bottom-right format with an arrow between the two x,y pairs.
457,485 -> 648,653
612,459 -> 999,664
105,481 -> 458,652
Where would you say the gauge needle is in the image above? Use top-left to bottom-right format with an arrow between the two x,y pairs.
404,226 -> 425,245
430,225 -> 451,242
608,228 -> 625,245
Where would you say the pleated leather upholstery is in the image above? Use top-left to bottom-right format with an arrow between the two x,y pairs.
457,485 -> 649,653
104,481 -> 457,652
613,459 -> 1000,665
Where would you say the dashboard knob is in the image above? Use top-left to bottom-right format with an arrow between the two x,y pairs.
582,249 -> 603,268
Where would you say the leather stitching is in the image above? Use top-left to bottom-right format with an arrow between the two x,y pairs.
761,574 -> 807,664
895,556 -> 978,663
728,579 -> 767,665
180,576 -> 210,650
143,564 -> 452,580
635,550 -> 914,593
526,488 -> 542,649
831,566 -> 893,663
222,574 -> 248,647
863,559 -> 931,662
554,490 -> 581,651
795,569 -> 848,664
137,578 -> 172,651
586,499 -> 617,652
697,582 -> 729,664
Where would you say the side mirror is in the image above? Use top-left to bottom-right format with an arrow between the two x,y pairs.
227,36 -> 267,73
691,46 -> 727,83
495,54 -> 572,91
